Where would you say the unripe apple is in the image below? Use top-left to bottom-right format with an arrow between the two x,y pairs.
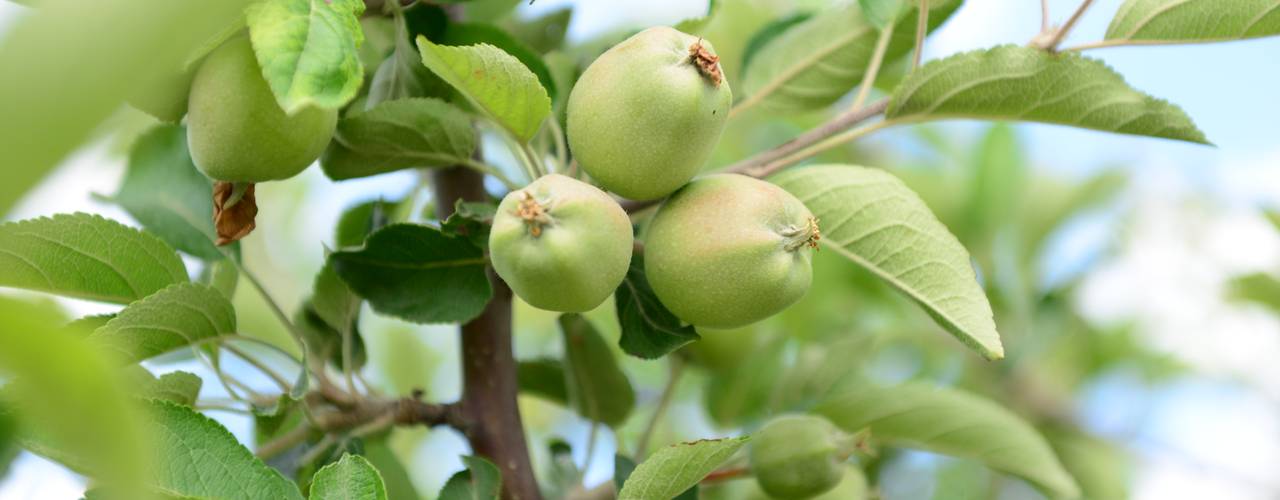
187,36 -> 337,183
644,174 -> 818,329
566,26 -> 732,201
489,174 -> 634,313
749,414 -> 848,499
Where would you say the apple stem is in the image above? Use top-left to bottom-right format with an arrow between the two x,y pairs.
781,216 -> 822,252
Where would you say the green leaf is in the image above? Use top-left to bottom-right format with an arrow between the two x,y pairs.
615,255 -> 700,359
321,98 -> 479,180
441,200 -> 498,250
89,283 -> 236,363
859,0 -> 906,29
147,399 -> 304,499
310,453 -> 389,500
141,371 -> 203,406
416,36 -> 552,142
815,384 -> 1079,499
673,0 -> 720,35
517,358 -> 569,404
0,298 -> 150,495
362,436 -> 420,500
0,213 -> 188,304
703,334 -> 788,427
439,455 -> 502,500
617,437 -> 749,500
771,165 -> 1003,360
111,125 -> 221,260
740,12 -> 814,77
313,262 -> 361,340
1046,427 -> 1130,500
1106,0 -> 1280,45
366,4 -> 450,106
0,0 -> 251,217
246,0 -> 366,112
1228,272 -> 1280,313
503,7 -> 573,53
0,402 -> 15,477
885,45 -> 1209,144
336,199 -> 401,249
740,0 -> 962,112
330,224 -> 492,324
559,314 -> 636,427
442,23 -> 558,101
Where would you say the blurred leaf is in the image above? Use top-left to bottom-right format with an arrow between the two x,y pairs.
336,199 -> 401,249
416,36 -> 551,143
323,97 -> 479,180
0,298 -> 150,495
442,23 -> 558,101
68,313 -> 119,333
141,371 -> 203,406
772,165 -> 1004,360
367,4 -> 451,106
1229,272 -> 1280,313
1023,170 -> 1126,258
1105,0 -> 1280,45
89,283 -> 235,363
614,454 -> 637,493
0,402 -> 14,477
463,0 -> 522,23
362,436 -> 420,500
617,437 -> 749,500
296,301 -> 368,375
615,255 -> 700,359
517,358 -> 569,404
147,399 -> 304,499
772,335 -> 876,411
886,45 -> 1209,144
859,0 -> 905,29
740,0 -> 961,112
439,455 -> 501,500
246,0 -> 366,112
442,200 -> 498,250
705,334 -> 787,426
310,453 -> 388,500
964,124 -> 1026,246
0,213 -> 188,304
739,12 -> 813,77
559,314 -> 636,427
330,224 -> 492,324
674,0 -> 721,35
111,125 -> 221,260
1046,427 -> 1129,500
0,0 -> 251,217
815,383 -> 1080,499
504,7 -> 573,53
201,258 -> 241,300
313,262 -> 362,340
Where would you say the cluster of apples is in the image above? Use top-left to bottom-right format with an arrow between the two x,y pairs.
492,27 -> 820,330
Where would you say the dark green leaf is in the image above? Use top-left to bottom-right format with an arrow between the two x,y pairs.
886,45 -> 1209,144
517,358 -> 569,404
313,262 -> 362,343
112,125 -> 221,260
0,213 -> 188,304
441,200 -> 498,250
613,454 -> 637,493
439,455 -> 501,500
330,224 -> 492,324
615,255 -> 699,359
559,314 -> 636,427
89,283 -> 236,363
617,437 -> 749,500
296,300 -> 367,371
503,8 -> 573,53
141,371 -> 203,406
246,0 -> 366,112
1106,0 -> 1280,45
366,5 -> 451,106
336,199 -> 401,249
310,453 -> 388,500
321,98 -> 479,180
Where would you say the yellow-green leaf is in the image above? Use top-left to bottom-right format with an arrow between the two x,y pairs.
416,36 -> 551,143
246,0 -> 366,112
1106,0 -> 1280,45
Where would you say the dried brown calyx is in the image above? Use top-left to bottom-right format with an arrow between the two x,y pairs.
688,40 -> 723,86
782,216 -> 821,252
213,181 -> 258,246
515,191 -> 552,237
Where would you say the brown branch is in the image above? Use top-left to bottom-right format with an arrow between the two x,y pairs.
433,166 -> 543,500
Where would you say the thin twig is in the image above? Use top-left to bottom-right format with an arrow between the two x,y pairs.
1042,0 -> 1096,51
256,422 -> 313,459
912,0 -> 930,70
852,23 -> 896,111
701,465 -> 751,484
1062,38 -> 1192,51
751,120 -> 899,178
635,357 -> 684,459
224,342 -> 293,393
1040,0 -> 1050,32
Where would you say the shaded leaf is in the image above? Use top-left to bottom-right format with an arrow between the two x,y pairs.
416,36 -> 551,142
615,255 -> 700,359
439,455 -> 501,500
89,283 -> 236,363
362,436 -> 420,500
771,165 -> 1003,359
503,7 -> 573,53
517,358 -> 569,404
321,98 -> 478,180
246,0 -> 366,112
559,314 -> 636,427
885,45 -> 1209,144
617,437 -> 749,500
112,124 -> 221,260
0,213 -> 188,304
310,453 -> 389,500
815,383 -> 1079,499
142,371 -> 203,406
1106,0 -> 1280,45
366,4 -> 450,106
441,200 -> 497,250
330,224 -> 492,324
740,12 -> 814,77
336,199 -> 401,249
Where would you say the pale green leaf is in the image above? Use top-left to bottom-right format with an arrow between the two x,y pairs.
147,399 -> 303,499
1106,0 -> 1280,45
0,298 -> 150,495
310,454 -> 388,500
112,124 -> 221,261
859,0 -> 906,29
416,36 -> 551,142
1046,427 -> 1130,500
771,165 -> 1003,359
321,98 -> 479,180
0,213 -> 188,304
141,371 -> 204,407
559,314 -> 636,427
0,0 -> 252,216
617,437 -> 749,500
740,0 -> 962,113
439,455 -> 501,500
885,45 -> 1209,144
89,283 -> 235,363
312,262 -> 360,337
247,0 -> 365,112
815,384 -> 1079,499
